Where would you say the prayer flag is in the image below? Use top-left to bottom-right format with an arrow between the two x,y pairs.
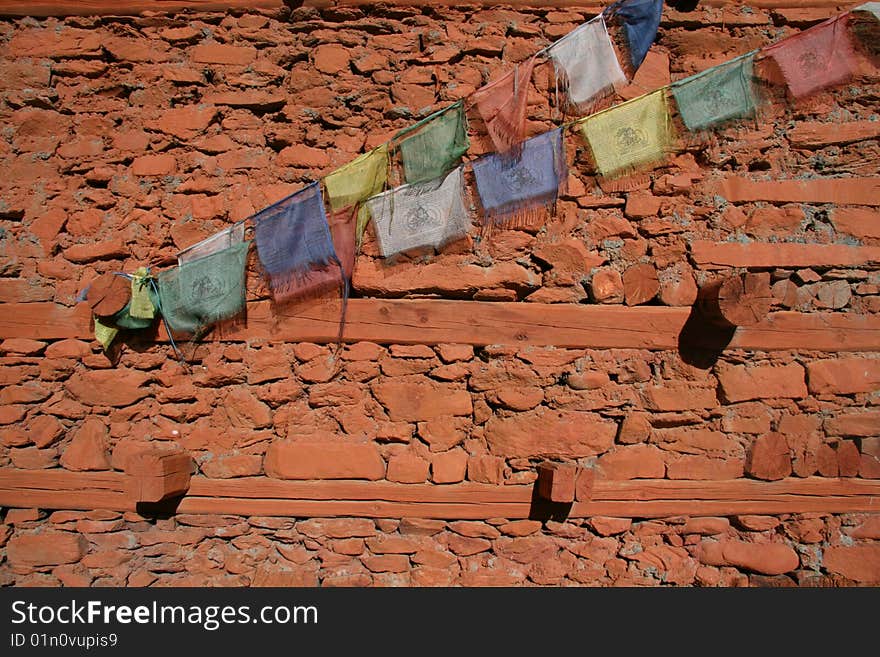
607,0 -> 664,72
764,14 -> 858,99
324,145 -> 389,245
471,55 -> 539,154
253,182 -> 339,303
157,241 -> 250,336
398,103 -> 470,185
671,52 -> 758,131
178,223 -> 245,266
579,89 -> 675,178
548,15 -> 627,111
366,167 -> 470,257
472,128 -> 568,227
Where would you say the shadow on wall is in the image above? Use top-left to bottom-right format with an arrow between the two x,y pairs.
677,305 -> 737,370
528,486 -> 574,523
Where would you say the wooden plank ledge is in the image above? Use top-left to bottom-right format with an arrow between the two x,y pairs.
0,1 -> 283,16
2,300 -> 880,351
0,0 -> 859,18
691,241 -> 880,269
0,469 -> 877,519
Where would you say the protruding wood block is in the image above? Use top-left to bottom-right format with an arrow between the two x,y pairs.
697,272 -> 772,328
536,462 -> 577,503
575,468 -> 595,502
125,449 -> 192,503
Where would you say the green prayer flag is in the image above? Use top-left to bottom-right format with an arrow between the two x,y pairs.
671,53 -> 758,132
93,317 -> 118,351
398,103 -> 469,185
129,267 -> 155,319
157,241 -> 250,336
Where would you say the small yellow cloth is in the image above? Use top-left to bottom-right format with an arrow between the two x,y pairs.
93,317 -> 118,351
579,89 -> 676,178
129,267 -> 155,319
323,144 -> 389,244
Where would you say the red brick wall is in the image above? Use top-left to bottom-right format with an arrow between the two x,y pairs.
1,2 -> 879,586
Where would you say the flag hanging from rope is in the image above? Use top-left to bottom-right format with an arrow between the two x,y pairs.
157,240 -> 250,336
764,14 -> 859,99
855,2 -> 880,20
548,15 -> 627,112
471,54 -> 539,154
471,128 -> 568,227
253,182 -> 341,304
324,145 -> 389,245
178,223 -> 245,266
366,167 -> 470,257
671,52 -> 758,131
606,0 -> 664,72
398,102 -> 470,185
579,89 -> 675,178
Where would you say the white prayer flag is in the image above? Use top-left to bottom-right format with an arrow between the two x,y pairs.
548,15 -> 627,110
177,223 -> 246,266
366,167 -> 470,258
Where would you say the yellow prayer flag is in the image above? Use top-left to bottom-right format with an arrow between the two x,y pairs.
578,89 -> 676,178
129,267 -> 155,319
324,145 -> 389,244
93,317 -> 118,351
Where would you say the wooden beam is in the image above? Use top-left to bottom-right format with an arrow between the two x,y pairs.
187,477 -> 534,503
0,469 -> 877,519
691,241 -> 880,269
0,0 -> 854,18
0,488 -> 134,511
125,448 -> 192,504
536,462 -> 578,503
0,1 -> 282,17
697,273 -> 772,328
3,300 -> 880,351
176,497 -> 533,519
717,176 -> 880,205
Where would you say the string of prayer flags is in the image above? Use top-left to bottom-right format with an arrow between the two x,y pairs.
397,102 -> 470,185
157,240 -> 250,336
324,144 -> 389,246
253,182 -> 341,304
671,52 -> 759,132
178,223 -> 245,266
548,15 -> 627,112
471,54 -> 539,154
764,14 -> 859,99
606,0 -> 664,72
366,167 -> 470,257
472,128 -> 568,228
579,89 -> 675,178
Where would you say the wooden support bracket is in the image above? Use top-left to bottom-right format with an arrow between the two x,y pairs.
536,462 -> 578,503
125,448 -> 193,504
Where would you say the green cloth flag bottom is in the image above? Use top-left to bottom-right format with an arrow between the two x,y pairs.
398,103 -> 469,185
157,241 -> 250,336
671,53 -> 758,132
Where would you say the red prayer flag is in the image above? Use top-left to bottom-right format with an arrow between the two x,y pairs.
471,55 -> 539,154
764,14 -> 859,99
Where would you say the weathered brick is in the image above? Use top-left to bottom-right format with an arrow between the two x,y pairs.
265,442 -> 385,480
485,409 -> 616,459
806,359 -> 880,395
716,362 -> 806,402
